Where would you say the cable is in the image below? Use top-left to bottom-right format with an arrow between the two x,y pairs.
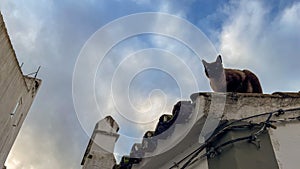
169,144 -> 206,169
169,107 -> 300,169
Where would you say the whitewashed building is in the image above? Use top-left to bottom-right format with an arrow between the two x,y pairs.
0,12 -> 41,168
81,116 -> 119,169
111,92 -> 300,169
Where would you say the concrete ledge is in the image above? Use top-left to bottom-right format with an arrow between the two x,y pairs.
119,92 -> 300,169
192,92 -> 300,123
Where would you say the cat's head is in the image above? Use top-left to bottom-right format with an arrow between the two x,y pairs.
202,55 -> 224,78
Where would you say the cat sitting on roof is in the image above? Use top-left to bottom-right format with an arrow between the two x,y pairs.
202,55 -> 263,93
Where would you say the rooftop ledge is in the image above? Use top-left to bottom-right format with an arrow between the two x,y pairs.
191,91 -> 300,101
114,91 -> 300,169
191,91 -> 300,123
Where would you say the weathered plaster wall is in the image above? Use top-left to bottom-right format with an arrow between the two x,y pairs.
0,12 -> 41,167
129,92 -> 300,169
270,122 -> 300,169
192,92 -> 300,169
81,116 -> 119,169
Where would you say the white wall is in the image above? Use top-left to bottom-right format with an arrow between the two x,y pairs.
0,12 -> 41,168
82,116 -> 119,169
132,92 -> 300,169
270,122 -> 300,169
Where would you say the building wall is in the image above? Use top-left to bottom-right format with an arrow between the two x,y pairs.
270,121 -> 300,169
81,116 -> 119,169
130,92 -> 300,169
190,93 -> 300,169
194,92 -> 300,169
0,12 -> 41,168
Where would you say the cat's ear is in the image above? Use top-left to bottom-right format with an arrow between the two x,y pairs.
216,55 -> 222,63
202,59 -> 208,66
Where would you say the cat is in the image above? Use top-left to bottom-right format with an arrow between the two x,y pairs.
202,55 -> 263,93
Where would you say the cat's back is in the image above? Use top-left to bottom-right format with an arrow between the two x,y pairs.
224,68 -> 246,80
224,68 -> 262,93
242,69 -> 263,93
224,68 -> 260,82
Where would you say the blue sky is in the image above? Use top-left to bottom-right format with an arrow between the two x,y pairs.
1,0 -> 300,168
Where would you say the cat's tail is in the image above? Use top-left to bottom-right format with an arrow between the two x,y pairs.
243,70 -> 263,93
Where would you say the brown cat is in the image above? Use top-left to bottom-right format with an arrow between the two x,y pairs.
202,55 -> 263,93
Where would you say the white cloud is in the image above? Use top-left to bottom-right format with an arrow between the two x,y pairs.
0,0 -> 53,73
2,0 -> 300,168
157,1 -> 187,18
1,1 -> 88,169
129,0 -> 151,5
6,125 -> 64,169
89,19 -> 211,157
219,0 -> 268,65
219,0 -> 300,93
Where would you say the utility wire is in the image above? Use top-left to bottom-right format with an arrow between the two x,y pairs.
169,107 -> 300,169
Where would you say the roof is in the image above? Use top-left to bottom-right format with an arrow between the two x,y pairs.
115,91 -> 300,169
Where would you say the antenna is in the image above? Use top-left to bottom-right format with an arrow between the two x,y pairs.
26,66 -> 41,79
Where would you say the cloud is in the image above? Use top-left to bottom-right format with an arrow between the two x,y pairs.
1,0 -> 217,166
91,34 -> 203,157
1,1 -> 97,168
219,0 -> 269,65
219,0 -> 300,93
2,0 -> 300,168
129,0 -> 151,6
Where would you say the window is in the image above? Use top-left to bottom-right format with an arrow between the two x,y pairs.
10,97 -> 22,118
10,102 -> 19,117
13,113 -> 23,127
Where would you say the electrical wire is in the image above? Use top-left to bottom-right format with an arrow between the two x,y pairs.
168,107 -> 300,169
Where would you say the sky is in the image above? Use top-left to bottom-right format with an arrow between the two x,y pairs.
0,0 -> 300,168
